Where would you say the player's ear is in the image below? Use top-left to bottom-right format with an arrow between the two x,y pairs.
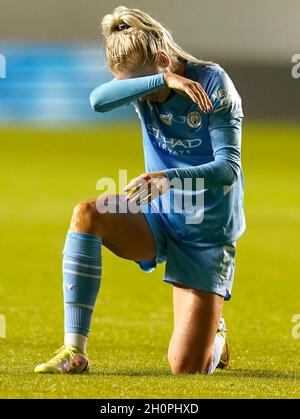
157,51 -> 171,69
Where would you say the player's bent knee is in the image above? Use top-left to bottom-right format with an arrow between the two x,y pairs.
71,200 -> 99,232
168,352 -> 210,376
169,361 -> 208,376
73,200 -> 96,219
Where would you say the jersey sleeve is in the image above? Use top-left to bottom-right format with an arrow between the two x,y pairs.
164,68 -> 244,188
89,73 -> 166,113
208,68 -> 244,119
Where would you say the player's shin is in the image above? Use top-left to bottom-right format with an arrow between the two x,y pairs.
62,230 -> 102,353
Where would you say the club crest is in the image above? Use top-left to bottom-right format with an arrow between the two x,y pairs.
187,111 -> 202,129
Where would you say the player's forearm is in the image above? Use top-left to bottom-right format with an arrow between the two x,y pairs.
164,124 -> 242,189
90,73 -> 166,112
163,158 -> 240,189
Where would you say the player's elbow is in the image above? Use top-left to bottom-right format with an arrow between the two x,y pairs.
89,93 -> 102,112
229,167 -> 241,185
224,172 -> 237,186
222,161 -> 240,186
89,89 -> 107,113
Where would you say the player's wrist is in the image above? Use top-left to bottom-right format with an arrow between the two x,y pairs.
163,72 -> 171,85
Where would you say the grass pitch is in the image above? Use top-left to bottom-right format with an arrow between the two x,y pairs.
0,121 -> 299,398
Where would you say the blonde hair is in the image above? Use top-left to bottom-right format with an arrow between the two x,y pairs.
101,6 -> 216,72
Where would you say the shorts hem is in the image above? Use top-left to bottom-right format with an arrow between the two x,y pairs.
163,277 -> 231,300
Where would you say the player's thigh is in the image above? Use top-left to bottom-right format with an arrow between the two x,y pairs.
70,194 -> 156,261
168,284 -> 224,374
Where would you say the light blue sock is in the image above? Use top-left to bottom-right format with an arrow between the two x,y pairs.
62,231 -> 102,343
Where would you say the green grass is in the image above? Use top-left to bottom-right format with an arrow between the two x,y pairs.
0,121 -> 300,398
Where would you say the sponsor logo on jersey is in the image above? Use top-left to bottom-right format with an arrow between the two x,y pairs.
187,111 -> 202,129
159,113 -> 173,125
212,89 -> 233,111
146,124 -> 202,155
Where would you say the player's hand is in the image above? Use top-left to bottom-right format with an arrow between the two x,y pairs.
163,72 -> 212,113
123,171 -> 170,205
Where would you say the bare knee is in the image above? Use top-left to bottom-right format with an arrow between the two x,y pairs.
168,352 -> 211,376
71,198 -> 100,234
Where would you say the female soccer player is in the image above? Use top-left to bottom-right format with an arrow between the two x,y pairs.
35,6 -> 245,375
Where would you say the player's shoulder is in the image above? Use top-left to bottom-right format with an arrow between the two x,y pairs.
187,59 -> 221,75
187,60 -> 243,117
188,61 -> 233,89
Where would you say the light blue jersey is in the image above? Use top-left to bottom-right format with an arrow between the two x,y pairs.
90,60 -> 246,248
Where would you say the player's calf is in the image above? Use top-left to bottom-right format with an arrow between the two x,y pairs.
34,193 -> 157,373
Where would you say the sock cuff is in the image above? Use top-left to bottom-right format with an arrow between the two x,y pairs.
63,231 -> 101,262
64,305 -> 91,337
67,230 -> 102,244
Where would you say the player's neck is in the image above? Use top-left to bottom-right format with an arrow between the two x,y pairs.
171,56 -> 187,77
157,57 -> 187,103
